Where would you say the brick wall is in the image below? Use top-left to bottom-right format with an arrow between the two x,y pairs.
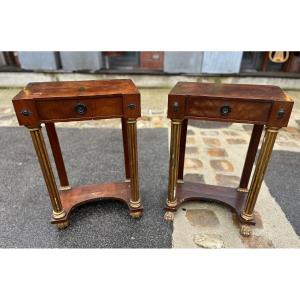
140,52 -> 164,70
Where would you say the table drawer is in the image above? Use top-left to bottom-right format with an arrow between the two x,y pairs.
36,97 -> 123,122
186,97 -> 272,123
36,99 -> 94,121
94,97 -> 123,118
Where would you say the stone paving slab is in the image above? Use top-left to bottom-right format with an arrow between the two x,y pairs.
172,119 -> 300,248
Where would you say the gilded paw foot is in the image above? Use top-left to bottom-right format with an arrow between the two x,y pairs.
56,220 -> 69,229
164,211 -> 175,221
240,224 -> 252,237
130,211 -> 142,218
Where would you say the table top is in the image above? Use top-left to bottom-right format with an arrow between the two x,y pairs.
169,82 -> 291,102
13,79 -> 139,101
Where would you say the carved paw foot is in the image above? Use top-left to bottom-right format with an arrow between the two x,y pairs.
130,211 -> 142,218
240,224 -> 252,237
56,220 -> 69,229
164,211 -> 175,221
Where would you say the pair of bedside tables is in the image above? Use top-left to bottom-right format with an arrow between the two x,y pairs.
12,79 -> 293,236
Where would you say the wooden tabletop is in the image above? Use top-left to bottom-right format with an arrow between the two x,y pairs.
13,79 -> 139,101
169,82 -> 291,102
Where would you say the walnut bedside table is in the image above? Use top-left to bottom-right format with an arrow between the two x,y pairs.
12,79 -> 143,229
165,82 -> 293,236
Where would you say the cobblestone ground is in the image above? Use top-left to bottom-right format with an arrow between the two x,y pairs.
173,119 -> 300,248
1,87 -> 300,248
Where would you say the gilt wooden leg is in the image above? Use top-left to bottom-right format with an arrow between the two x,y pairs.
240,126 -> 279,236
45,123 -> 70,191
126,118 -> 143,218
165,119 -> 183,221
177,119 -> 188,183
238,124 -> 264,192
121,118 -> 130,182
29,127 -> 67,228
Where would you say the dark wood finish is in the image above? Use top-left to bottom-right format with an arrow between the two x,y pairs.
45,123 -> 69,188
51,182 -> 142,223
177,119 -> 188,181
13,79 -> 141,127
12,79 -> 142,227
35,97 -> 123,122
121,118 -> 130,180
168,82 -> 293,127
14,79 -> 139,100
166,82 -> 293,232
169,182 -> 255,225
239,124 -> 264,190
186,96 -> 271,124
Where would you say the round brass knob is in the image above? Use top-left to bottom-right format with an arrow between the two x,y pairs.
20,109 -> 32,117
173,101 -> 179,112
74,103 -> 87,115
220,105 -> 231,116
127,103 -> 136,110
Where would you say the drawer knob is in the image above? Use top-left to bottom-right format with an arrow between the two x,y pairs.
173,101 -> 179,112
75,103 -> 87,115
277,108 -> 285,119
20,109 -> 32,117
127,103 -> 136,110
220,105 -> 231,116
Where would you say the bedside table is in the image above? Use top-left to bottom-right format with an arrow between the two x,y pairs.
12,79 -> 143,229
165,82 -> 293,236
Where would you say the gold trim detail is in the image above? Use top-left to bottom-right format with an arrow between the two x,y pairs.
130,211 -> 142,218
52,209 -> 66,219
171,119 -> 183,125
164,211 -> 175,221
240,224 -> 252,237
126,118 -> 141,209
166,119 -> 183,208
29,127 -> 64,215
166,199 -> 177,208
126,119 -> 137,124
59,185 -> 72,191
56,220 -> 69,229
266,127 -> 279,133
237,187 -> 248,193
240,211 -> 254,221
29,126 -> 42,132
242,127 -> 279,218
130,199 -> 142,208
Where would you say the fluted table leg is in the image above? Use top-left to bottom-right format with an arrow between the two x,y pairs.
29,127 -> 68,229
165,119 -> 183,221
240,126 -> 279,236
126,118 -> 143,218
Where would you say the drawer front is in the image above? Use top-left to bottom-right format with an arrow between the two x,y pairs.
36,99 -> 94,121
36,97 -> 123,122
94,97 -> 123,118
186,97 -> 272,123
